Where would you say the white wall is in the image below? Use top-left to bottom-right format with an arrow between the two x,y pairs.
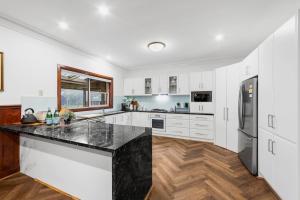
0,18 -> 125,109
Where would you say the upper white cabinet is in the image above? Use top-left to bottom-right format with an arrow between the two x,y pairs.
273,16 -> 298,143
190,71 -> 214,91
240,48 -> 259,81
259,16 -> 297,143
124,78 -> 144,96
215,64 -> 240,152
124,74 -> 190,96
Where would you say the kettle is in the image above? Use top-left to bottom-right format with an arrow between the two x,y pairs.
21,108 -> 38,124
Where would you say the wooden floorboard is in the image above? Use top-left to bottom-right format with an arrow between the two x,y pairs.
147,136 -> 279,200
0,136 -> 279,200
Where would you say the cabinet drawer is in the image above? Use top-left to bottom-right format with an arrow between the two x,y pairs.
166,127 -> 189,137
166,119 -> 189,128
166,114 -> 189,120
190,129 -> 214,139
190,115 -> 213,121
190,121 -> 213,130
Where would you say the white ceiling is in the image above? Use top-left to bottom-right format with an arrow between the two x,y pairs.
0,0 -> 299,69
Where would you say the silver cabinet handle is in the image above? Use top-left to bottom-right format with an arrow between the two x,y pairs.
268,114 -> 272,127
271,141 -> 276,155
226,107 -> 229,121
199,105 -> 201,111
271,115 -> 275,129
268,139 -> 271,152
223,107 -> 226,120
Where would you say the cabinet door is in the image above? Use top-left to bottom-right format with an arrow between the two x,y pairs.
152,76 -> 160,94
201,71 -> 214,91
159,75 -> 169,94
215,67 -> 227,149
258,129 -> 274,187
226,64 -> 240,152
168,75 -> 178,94
200,103 -> 214,114
259,35 -> 275,133
241,48 -> 259,81
124,78 -> 133,96
273,16 -> 298,143
190,72 -> 202,91
190,103 -> 201,113
178,74 -> 189,95
272,135 -> 297,200
132,78 -> 144,96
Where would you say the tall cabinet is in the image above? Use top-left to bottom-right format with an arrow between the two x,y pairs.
258,16 -> 298,200
215,63 -> 240,152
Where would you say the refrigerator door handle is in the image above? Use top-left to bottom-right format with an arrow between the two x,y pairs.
238,86 -> 243,127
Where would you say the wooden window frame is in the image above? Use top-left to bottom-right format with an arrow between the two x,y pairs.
57,65 -> 113,112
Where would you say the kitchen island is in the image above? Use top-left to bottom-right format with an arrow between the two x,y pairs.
0,119 -> 152,200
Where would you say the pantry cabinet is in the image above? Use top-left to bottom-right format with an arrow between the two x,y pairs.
258,15 -> 299,200
259,16 -> 297,143
215,63 -> 240,152
190,71 -> 213,91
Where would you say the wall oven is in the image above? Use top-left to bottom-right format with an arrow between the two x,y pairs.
191,91 -> 212,102
150,113 -> 166,132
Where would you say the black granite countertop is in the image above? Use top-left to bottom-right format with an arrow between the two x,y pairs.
0,120 -> 151,153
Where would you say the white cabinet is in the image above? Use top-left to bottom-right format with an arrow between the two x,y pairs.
215,63 -> 240,152
258,15 -> 299,200
190,102 -> 214,114
104,113 -> 126,125
166,114 -> 189,137
177,74 -> 190,95
273,16 -> 298,143
258,35 -> 275,134
189,115 -> 214,140
240,48 -> 259,81
259,16 -> 297,143
259,129 -> 297,200
132,112 -> 151,127
152,76 -> 168,94
190,71 -> 213,91
124,78 -> 144,96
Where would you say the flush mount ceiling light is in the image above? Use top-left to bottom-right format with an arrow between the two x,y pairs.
58,21 -> 69,30
98,5 -> 110,16
148,42 -> 166,52
215,34 -> 224,41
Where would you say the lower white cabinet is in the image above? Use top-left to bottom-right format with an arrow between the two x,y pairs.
166,114 -> 189,137
131,112 -> 151,127
259,128 -> 297,200
189,115 -> 214,140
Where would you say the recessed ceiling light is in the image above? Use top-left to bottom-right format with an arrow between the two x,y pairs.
58,21 -> 69,30
215,34 -> 224,41
148,42 -> 166,52
105,55 -> 111,60
98,5 -> 110,16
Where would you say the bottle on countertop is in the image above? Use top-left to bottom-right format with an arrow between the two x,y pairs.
52,109 -> 60,125
45,108 -> 53,126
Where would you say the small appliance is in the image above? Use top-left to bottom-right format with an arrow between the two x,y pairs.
191,91 -> 212,102
150,113 -> 166,132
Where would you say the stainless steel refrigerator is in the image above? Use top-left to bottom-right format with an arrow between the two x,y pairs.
238,77 -> 258,175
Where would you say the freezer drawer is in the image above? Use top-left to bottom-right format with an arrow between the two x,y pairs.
238,130 -> 258,175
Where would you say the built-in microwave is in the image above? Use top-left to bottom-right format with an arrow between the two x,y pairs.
191,91 -> 212,102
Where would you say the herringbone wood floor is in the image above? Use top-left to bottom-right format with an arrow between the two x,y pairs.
147,136 -> 279,200
0,136 -> 279,200
0,173 -> 72,200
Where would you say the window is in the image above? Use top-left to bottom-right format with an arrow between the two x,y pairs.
57,65 -> 113,111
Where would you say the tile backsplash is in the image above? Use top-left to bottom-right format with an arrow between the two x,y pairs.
128,95 -> 190,111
